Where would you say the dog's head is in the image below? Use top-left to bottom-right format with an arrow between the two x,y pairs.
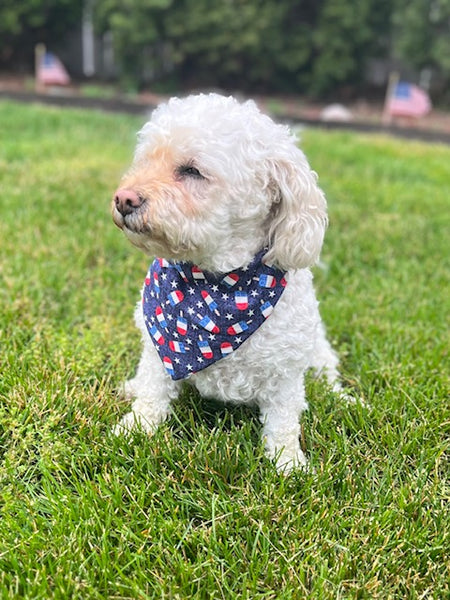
112,93 -> 327,272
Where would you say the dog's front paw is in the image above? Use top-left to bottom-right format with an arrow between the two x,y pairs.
332,383 -> 367,407
121,378 -> 139,400
274,447 -> 308,474
264,435 -> 308,474
112,410 -> 157,436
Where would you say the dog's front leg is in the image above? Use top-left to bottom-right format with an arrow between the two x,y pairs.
258,376 -> 308,473
114,341 -> 180,435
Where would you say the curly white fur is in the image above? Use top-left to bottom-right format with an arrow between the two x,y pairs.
112,93 -> 343,472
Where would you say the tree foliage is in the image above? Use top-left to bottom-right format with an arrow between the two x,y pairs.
94,0 -> 392,95
309,0 -> 392,94
392,0 -> 450,90
94,0 -> 449,96
1,0 -> 448,99
0,0 -> 81,65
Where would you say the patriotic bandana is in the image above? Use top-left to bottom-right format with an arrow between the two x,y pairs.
142,249 -> 287,380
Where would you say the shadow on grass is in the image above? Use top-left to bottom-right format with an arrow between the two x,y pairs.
173,383 -> 261,436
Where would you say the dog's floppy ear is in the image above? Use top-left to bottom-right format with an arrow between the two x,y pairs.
264,145 -> 328,271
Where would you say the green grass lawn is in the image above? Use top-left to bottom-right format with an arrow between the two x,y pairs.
0,101 -> 448,599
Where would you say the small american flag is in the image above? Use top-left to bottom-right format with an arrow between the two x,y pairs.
37,52 -> 71,86
387,82 -> 431,118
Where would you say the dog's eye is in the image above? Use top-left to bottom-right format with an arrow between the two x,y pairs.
177,165 -> 205,179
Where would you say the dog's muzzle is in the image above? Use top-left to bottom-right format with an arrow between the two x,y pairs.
114,188 -> 144,216
112,188 -> 146,230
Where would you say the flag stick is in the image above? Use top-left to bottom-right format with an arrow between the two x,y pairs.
35,43 -> 46,93
382,71 -> 399,125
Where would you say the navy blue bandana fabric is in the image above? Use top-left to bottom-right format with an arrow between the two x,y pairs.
142,249 -> 287,380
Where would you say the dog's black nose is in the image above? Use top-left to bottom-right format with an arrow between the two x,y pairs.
114,188 -> 144,216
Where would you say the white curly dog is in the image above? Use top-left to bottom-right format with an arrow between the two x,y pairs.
112,93 -> 344,472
